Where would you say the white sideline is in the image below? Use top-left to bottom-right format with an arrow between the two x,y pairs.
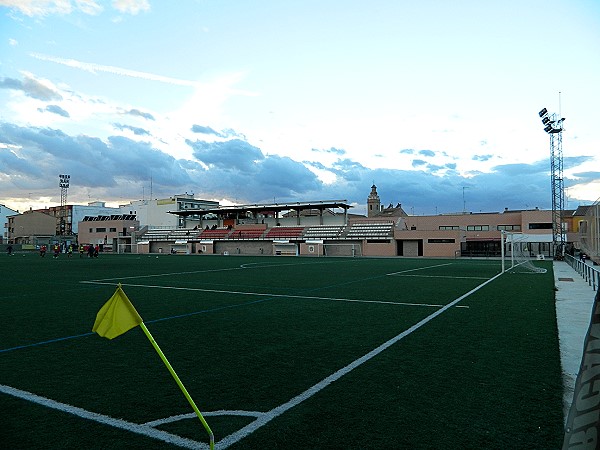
0,384 -> 207,449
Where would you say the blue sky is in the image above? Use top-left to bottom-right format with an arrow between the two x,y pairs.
0,0 -> 599,215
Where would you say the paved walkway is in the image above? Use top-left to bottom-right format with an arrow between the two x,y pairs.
553,260 -> 598,421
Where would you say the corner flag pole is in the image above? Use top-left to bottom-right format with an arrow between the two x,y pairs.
139,323 -> 215,450
91,284 -> 214,450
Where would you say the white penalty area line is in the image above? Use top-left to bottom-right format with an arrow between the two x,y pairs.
216,271 -> 503,449
386,262 -> 453,276
0,384 -> 207,450
393,274 -> 490,280
81,280 -> 467,309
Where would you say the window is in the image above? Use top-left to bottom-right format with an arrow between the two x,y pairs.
528,223 -> 552,230
428,238 -> 455,243
95,227 -> 106,232
439,225 -> 459,230
497,225 -> 521,231
467,225 -> 489,231
109,228 -> 117,232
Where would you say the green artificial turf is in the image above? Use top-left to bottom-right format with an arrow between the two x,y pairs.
0,253 -> 563,449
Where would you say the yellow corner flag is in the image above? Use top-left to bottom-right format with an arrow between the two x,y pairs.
91,284 -> 215,449
92,284 -> 143,339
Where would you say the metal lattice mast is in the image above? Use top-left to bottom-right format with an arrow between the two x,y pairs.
59,174 -> 70,235
538,108 -> 566,258
59,174 -> 70,206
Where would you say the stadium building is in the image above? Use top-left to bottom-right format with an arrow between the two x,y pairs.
127,185 -> 559,259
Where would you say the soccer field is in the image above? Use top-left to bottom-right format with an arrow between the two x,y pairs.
0,253 -> 564,449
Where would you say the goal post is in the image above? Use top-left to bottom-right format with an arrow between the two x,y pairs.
117,243 -> 141,254
323,242 -> 362,257
502,232 -> 547,274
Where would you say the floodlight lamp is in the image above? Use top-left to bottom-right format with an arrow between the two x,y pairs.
538,108 -> 548,117
543,125 -> 553,133
542,117 -> 550,125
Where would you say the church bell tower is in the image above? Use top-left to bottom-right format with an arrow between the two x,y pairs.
367,184 -> 381,218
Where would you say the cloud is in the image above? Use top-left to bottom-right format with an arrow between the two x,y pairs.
571,171 -> 600,183
191,125 -> 222,137
0,74 -> 62,101
113,123 -> 150,136
188,138 -> 265,172
0,121 -> 595,216
312,147 -> 346,156
564,155 -> 594,170
125,108 -> 155,121
1,0 -> 148,17
0,122 -> 192,193
39,104 -> 70,117
112,0 -> 150,15
30,53 -> 198,87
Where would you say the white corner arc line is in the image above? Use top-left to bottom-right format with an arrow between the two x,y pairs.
217,271 -> 502,449
0,384 -> 207,450
144,410 -> 265,427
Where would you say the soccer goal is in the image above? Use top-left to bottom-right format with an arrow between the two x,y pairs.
117,243 -> 141,254
502,233 -> 547,274
323,242 -> 362,257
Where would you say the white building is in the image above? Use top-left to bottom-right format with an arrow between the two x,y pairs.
119,194 -> 219,229
1,204 -> 20,243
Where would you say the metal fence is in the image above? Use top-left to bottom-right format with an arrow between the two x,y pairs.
566,254 -> 600,291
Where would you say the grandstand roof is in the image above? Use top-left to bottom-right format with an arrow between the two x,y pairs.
168,200 -> 352,217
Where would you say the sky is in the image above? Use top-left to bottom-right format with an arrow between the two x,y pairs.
0,0 -> 599,216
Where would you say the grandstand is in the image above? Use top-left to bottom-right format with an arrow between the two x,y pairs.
265,226 -> 305,239
344,222 -> 394,239
302,225 -> 344,239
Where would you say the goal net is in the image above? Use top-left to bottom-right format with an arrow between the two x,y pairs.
117,243 -> 141,254
579,200 -> 600,264
504,233 -> 547,273
323,242 -> 362,257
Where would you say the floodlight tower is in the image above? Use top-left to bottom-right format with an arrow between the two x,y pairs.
59,174 -> 70,206
538,107 -> 566,259
59,174 -> 70,236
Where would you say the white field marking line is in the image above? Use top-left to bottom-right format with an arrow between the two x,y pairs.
0,384 -> 207,450
217,271 -> 503,449
144,410 -> 264,427
87,266 -> 245,282
88,259 -> 354,283
386,262 -> 453,276
393,274 -> 490,280
81,280 -> 467,309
